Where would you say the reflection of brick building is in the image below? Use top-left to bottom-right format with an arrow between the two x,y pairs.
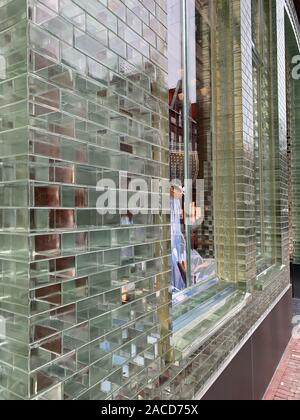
169,83 -> 199,185
195,1 -> 214,259
286,55 -> 294,261
168,0 -> 214,258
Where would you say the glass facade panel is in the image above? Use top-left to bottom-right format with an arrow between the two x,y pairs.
285,8 -> 300,267
0,0 -> 171,400
169,0 -> 248,359
0,0 -> 295,401
252,0 -> 277,277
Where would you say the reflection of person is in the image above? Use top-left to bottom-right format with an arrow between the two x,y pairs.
170,181 -> 183,258
171,181 -> 185,291
120,211 -> 133,263
120,211 -> 133,225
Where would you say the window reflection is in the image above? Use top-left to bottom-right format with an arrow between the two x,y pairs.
169,0 -> 248,357
169,0 -> 216,295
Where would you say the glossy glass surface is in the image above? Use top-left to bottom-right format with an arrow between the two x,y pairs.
0,0 -> 171,400
0,0 -> 293,401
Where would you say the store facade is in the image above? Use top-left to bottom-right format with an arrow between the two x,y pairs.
0,0 -> 299,400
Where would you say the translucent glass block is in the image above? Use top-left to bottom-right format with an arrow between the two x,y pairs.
29,0 -> 73,46
73,0 -> 118,32
61,44 -> 86,74
86,15 -> 107,45
109,32 -> 127,58
0,0 -> 27,32
39,0 -> 58,12
61,91 -> 87,119
0,75 -> 27,107
29,23 -> 59,61
59,0 -> 84,29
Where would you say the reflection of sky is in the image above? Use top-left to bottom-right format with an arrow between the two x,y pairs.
188,0 -> 197,104
168,0 -> 197,103
168,0 -> 182,90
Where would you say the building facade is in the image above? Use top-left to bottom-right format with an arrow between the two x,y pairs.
0,0 -> 299,400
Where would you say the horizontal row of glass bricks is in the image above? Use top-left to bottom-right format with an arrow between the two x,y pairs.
0,0 -> 171,401
1,0 -> 168,69
0,308 -> 170,399
0,74 -> 169,133
0,13 -> 167,90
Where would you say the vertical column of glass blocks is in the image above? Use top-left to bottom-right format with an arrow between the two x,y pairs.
211,0 -> 237,285
270,0 -> 289,270
285,17 -> 296,262
211,0 -> 257,289
195,0 -> 214,260
239,0 -> 257,288
292,75 -> 300,263
252,0 -> 278,277
0,0 -> 171,400
0,0 -> 30,401
286,0 -> 300,265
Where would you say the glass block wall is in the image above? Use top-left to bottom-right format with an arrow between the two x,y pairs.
211,0 -> 257,289
252,0 -> 277,276
159,0 -> 291,400
285,0 -> 300,265
0,0 -> 171,400
0,0 -> 296,403
291,58 -> 300,265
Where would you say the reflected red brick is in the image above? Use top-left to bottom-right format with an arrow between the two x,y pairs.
55,210 -> 75,229
75,188 -> 87,207
55,165 -> 75,184
35,186 -> 60,207
35,234 -> 60,253
36,284 -> 62,305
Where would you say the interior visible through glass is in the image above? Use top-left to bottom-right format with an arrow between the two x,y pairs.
168,0 -> 247,359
